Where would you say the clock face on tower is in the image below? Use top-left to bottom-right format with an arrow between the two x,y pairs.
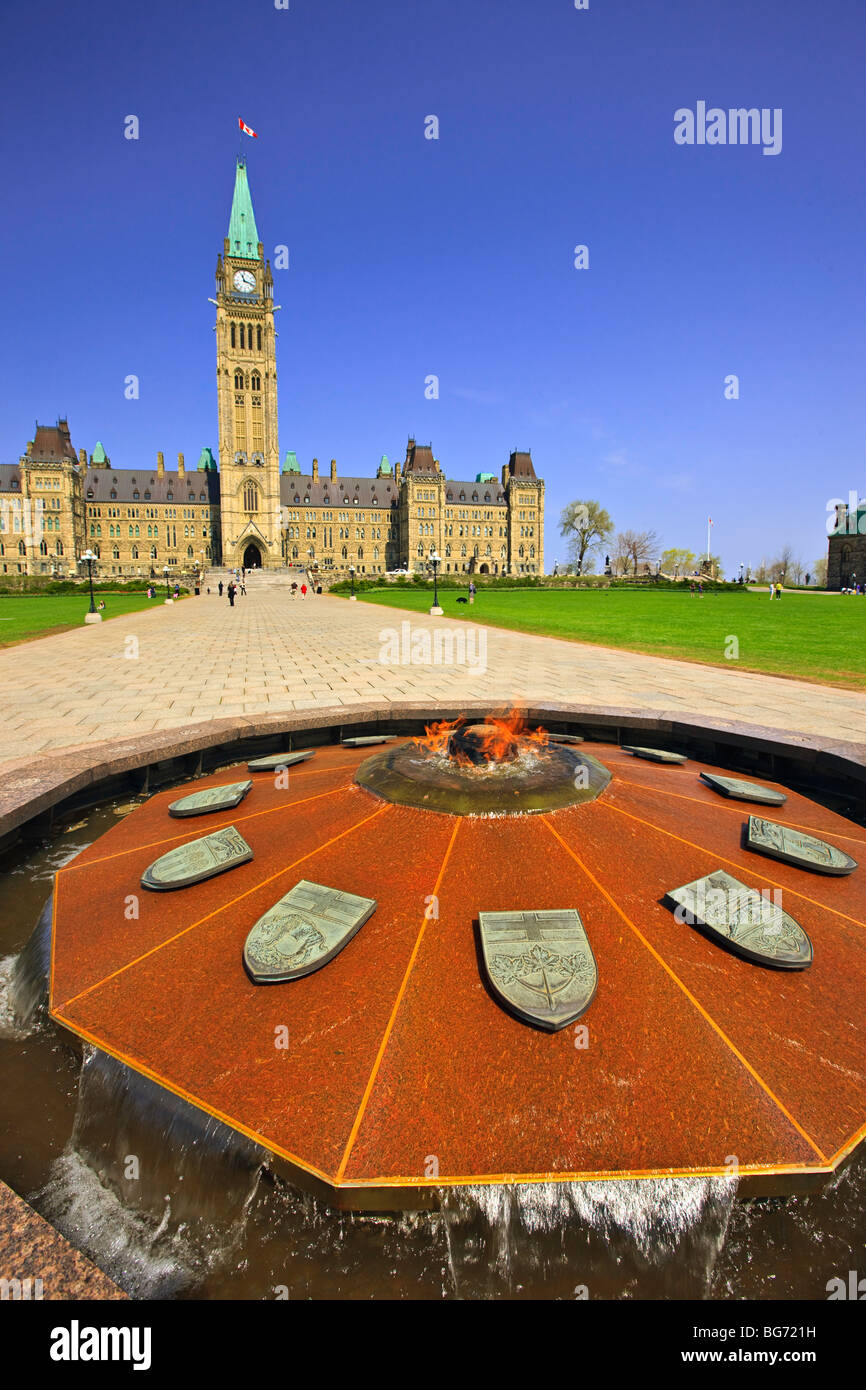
233,269 -> 256,294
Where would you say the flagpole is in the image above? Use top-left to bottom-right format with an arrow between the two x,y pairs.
706,517 -> 711,562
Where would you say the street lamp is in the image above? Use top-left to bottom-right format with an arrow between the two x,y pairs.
163,564 -> 171,604
349,565 -> 356,600
428,550 -> 443,615
81,549 -> 100,623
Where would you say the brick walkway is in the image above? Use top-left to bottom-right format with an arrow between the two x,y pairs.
0,574 -> 863,765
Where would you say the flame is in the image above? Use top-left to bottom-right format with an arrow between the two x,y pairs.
413,710 -> 548,766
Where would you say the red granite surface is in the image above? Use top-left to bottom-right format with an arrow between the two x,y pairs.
50,741 -> 866,1201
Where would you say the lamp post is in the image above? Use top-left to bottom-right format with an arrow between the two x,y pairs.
163,564 -> 171,604
349,565 -> 356,600
429,550 -> 443,615
81,549 -> 101,623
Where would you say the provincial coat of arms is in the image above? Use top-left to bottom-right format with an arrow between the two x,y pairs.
168,780 -> 253,818
479,909 -> 598,1031
141,826 -> 253,891
243,880 -> 377,983
665,869 -> 813,969
746,817 -> 857,876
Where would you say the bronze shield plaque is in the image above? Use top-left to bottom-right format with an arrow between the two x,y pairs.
746,816 -> 857,876
622,746 -> 686,764
243,880 -> 377,983
479,909 -> 598,1031
248,750 -> 316,772
141,826 -> 253,891
699,772 -> 786,805
665,869 -> 812,969
168,780 -> 253,818
341,735 -> 396,747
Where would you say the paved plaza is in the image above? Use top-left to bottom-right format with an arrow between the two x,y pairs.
0,573 -> 864,770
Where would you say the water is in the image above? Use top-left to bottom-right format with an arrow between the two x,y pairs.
1,798 -> 864,1299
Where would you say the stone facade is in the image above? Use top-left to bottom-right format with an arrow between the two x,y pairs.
0,161 -> 544,581
827,499 -> 866,590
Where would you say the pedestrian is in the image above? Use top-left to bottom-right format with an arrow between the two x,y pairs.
775,581 -> 783,600
301,583 -> 307,599
689,582 -> 694,596
227,581 -> 236,607
218,580 -> 224,597
697,581 -> 703,596
240,577 -> 246,595
291,582 -> 297,597
769,582 -> 775,600
469,580 -> 476,605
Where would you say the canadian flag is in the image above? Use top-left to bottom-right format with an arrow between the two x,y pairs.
239,118 -> 258,139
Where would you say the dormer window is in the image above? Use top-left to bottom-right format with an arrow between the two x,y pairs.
133,490 -> 139,500
167,491 -> 173,501
110,490 -> 117,499
86,489 -> 94,499
144,490 -> 151,500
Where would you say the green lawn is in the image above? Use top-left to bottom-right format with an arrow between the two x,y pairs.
353,587 -> 864,688
0,593 -> 174,646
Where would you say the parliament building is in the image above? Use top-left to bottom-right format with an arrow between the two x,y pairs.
0,161 -> 544,582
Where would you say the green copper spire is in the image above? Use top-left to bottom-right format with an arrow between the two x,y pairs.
228,159 -> 260,260
283,450 -> 300,474
92,441 -> 107,464
197,446 -> 217,472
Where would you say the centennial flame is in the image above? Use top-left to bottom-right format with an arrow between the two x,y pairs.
413,711 -> 548,767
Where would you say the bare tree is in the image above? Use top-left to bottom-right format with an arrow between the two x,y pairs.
615,529 -> 661,576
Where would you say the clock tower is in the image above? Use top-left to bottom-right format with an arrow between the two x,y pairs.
215,159 -> 282,569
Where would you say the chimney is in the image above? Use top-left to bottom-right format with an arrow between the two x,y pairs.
312,458 -> 319,482
78,448 -> 86,466
157,451 -> 165,478
178,452 -> 185,477
394,458 -> 402,482
330,458 -> 337,483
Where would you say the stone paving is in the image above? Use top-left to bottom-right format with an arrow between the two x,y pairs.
0,571 -> 864,768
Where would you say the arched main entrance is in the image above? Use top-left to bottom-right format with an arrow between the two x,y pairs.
243,542 -> 262,570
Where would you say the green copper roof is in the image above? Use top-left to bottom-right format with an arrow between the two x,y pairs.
92,441 -> 107,463
378,454 -> 392,475
476,472 -> 496,483
197,446 -> 217,472
228,159 -> 260,260
283,450 -> 300,474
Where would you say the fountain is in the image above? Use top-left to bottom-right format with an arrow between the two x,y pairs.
1,708 -> 865,1297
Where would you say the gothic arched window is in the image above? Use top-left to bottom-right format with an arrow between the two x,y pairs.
230,323 -> 236,348
251,371 -> 261,391
243,481 -> 258,513
234,370 -> 244,391
257,326 -> 262,351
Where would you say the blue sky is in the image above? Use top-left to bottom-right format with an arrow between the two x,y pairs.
1,0 -> 864,576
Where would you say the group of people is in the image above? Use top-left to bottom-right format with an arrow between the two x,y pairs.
768,582 -> 784,600
217,569 -> 247,607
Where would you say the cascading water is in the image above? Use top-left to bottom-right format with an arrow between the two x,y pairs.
439,1176 -> 739,1299
35,1047 -> 267,1299
0,896 -> 52,1039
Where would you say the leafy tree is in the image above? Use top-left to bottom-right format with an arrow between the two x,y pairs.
660,547 -> 696,578
813,556 -> 828,587
559,500 -> 614,575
